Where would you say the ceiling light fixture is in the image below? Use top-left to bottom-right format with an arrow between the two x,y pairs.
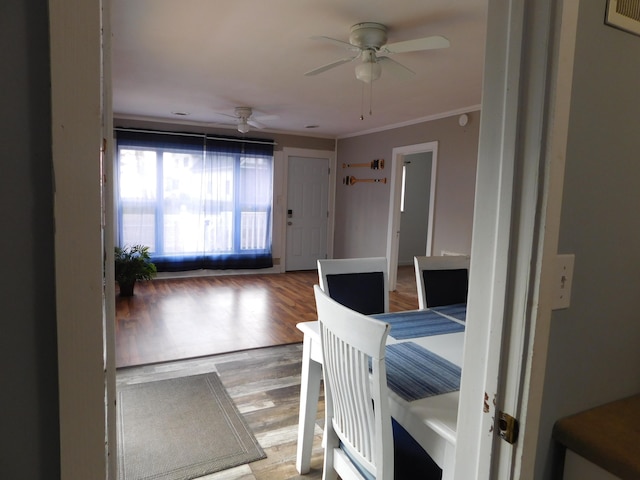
356,52 -> 380,120
354,51 -> 382,84
237,119 -> 250,134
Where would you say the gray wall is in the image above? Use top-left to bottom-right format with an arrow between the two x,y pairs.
334,112 -> 479,259
536,1 -> 640,477
0,0 -> 60,478
398,151 -> 432,265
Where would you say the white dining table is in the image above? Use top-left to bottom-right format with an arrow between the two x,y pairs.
295,307 -> 466,480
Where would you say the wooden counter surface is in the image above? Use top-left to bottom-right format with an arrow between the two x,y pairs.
553,394 -> 640,480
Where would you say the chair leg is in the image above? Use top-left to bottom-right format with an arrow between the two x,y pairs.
322,424 -> 340,480
296,335 -> 323,474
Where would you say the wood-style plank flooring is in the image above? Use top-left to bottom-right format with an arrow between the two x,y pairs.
116,266 -> 418,368
117,343 -> 326,480
115,267 -> 420,479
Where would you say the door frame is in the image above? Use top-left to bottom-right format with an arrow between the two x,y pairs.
281,147 -> 336,272
49,0 -> 577,478
50,0 -> 115,477
453,0 -> 577,478
386,142 -> 438,290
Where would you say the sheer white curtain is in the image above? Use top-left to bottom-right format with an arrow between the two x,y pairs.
116,130 -> 274,271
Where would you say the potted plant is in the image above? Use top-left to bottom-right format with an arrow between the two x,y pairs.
114,244 -> 157,297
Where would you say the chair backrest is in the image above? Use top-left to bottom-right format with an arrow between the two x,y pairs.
414,255 -> 470,309
317,257 -> 389,314
314,284 -> 393,480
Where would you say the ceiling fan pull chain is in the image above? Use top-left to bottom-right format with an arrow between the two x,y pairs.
369,73 -> 374,116
360,81 -> 365,120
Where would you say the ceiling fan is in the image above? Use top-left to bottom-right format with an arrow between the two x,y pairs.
214,107 -> 268,133
305,22 -> 450,83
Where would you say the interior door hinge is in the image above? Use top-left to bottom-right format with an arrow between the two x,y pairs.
498,411 -> 519,444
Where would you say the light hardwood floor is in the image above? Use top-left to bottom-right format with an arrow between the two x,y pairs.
115,266 -> 419,368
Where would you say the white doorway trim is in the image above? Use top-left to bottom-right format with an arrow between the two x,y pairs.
50,0 -> 113,478
386,141 -> 438,290
453,1 -> 577,478
48,1 -> 575,478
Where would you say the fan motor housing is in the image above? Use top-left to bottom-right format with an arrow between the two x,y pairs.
349,22 -> 387,49
234,106 -> 252,119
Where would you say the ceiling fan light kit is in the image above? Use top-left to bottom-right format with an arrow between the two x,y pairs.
305,21 -> 450,86
355,58 -> 381,83
237,120 -> 250,133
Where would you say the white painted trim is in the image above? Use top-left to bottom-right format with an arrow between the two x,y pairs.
512,1 -> 579,478
386,141 -> 438,290
563,451 -> 620,480
274,150 -> 287,273
454,0 -> 528,476
114,108 -> 483,142
454,0 -> 576,478
102,0 -> 117,477
50,0 -> 110,478
281,147 -> 337,271
338,106 -> 482,139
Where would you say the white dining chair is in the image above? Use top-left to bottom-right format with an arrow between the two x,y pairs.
414,255 -> 470,309
317,257 -> 389,314
314,284 -> 394,480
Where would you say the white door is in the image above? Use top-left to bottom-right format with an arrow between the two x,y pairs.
285,155 -> 330,271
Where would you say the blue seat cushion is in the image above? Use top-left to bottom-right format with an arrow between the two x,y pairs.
392,419 -> 442,479
326,271 -> 385,315
423,269 -> 468,308
338,420 -> 442,479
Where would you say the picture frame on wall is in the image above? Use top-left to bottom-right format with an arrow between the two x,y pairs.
605,0 -> 640,37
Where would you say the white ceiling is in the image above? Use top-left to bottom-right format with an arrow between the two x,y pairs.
111,0 -> 487,138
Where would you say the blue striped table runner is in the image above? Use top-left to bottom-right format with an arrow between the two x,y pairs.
431,303 -> 467,322
372,310 -> 465,340
385,342 -> 461,402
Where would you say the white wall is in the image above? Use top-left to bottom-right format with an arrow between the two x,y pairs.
535,1 -> 640,477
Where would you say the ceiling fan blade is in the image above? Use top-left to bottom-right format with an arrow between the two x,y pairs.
253,113 -> 279,122
212,111 -> 237,120
304,55 -> 359,76
311,35 -> 360,51
382,35 -> 450,54
247,118 -> 265,129
378,56 -> 415,79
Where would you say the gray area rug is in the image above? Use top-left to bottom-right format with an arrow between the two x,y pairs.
117,372 -> 266,480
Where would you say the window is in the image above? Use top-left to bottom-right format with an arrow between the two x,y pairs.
116,130 -> 274,271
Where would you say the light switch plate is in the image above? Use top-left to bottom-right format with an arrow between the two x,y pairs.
552,254 -> 575,310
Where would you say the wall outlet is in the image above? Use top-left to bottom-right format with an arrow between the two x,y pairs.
552,254 -> 575,310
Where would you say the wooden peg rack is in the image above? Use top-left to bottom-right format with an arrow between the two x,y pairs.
342,158 -> 384,170
343,175 -> 387,186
